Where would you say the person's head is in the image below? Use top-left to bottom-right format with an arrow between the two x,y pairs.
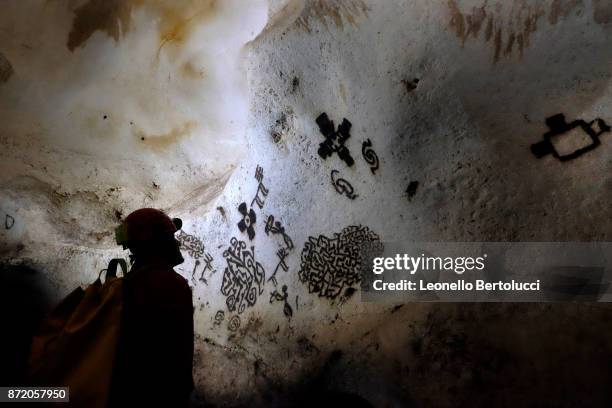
115,208 -> 184,266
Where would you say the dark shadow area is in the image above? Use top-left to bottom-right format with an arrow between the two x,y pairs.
0,262 -> 55,385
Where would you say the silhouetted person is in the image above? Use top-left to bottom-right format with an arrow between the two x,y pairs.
109,208 -> 194,407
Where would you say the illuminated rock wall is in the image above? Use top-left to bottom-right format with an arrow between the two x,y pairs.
2,1 -> 612,406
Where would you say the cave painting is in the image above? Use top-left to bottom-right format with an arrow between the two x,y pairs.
237,165 -> 269,240
238,165 -> 269,241
176,229 -> 206,259
5,214 -> 15,230
265,215 -> 294,250
251,165 -> 269,209
176,229 -> 216,285
213,310 -> 225,328
361,139 -> 380,174
237,202 -> 257,240
316,115 -> 384,198
531,113 -> 610,161
268,248 -> 290,287
197,254 -> 216,285
269,285 -> 293,319
264,214 -> 295,287
221,237 -> 266,314
228,315 -> 241,332
316,113 -> 355,166
330,170 -> 358,200
298,225 -> 381,300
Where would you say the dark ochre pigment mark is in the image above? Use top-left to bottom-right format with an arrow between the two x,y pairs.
213,310 -> 224,327
406,181 -> 419,201
67,0 -> 132,51
228,315 -> 240,332
0,53 -> 14,83
251,165 -> 269,209
221,238 -> 265,314
298,225 -> 380,300
361,139 -> 379,174
269,285 -> 293,319
316,113 -> 354,166
237,202 -> 257,240
445,0 -> 591,62
331,170 -> 357,200
295,0 -> 368,33
531,114 -> 610,162
5,214 -> 15,230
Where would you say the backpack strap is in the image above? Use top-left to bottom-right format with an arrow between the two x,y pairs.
99,258 -> 128,281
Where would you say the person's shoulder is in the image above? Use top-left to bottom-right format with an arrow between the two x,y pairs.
151,267 -> 190,291
130,264 -> 191,299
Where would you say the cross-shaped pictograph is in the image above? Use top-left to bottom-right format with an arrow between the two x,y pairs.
315,112 -> 355,166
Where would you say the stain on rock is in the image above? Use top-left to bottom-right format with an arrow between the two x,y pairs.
136,121 -> 196,150
68,0 -> 218,53
548,0 -> 582,25
448,0 -> 466,43
401,78 -> 419,93
503,31 -> 516,56
295,0 -> 368,33
406,181 -> 419,201
156,0 -> 218,53
448,0 -> 487,46
297,336 -> 320,356
0,52 -> 14,83
270,110 -> 294,144
594,0 -> 612,24
447,0 -> 554,63
484,15 -> 494,41
493,27 -> 503,62
291,76 -> 300,93
67,0 -> 132,51
391,304 -> 404,314
181,61 -> 206,79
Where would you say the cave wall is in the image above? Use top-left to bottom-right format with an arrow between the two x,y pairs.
2,1 -> 612,406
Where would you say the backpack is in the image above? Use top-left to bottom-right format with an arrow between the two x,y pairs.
27,259 -> 128,408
